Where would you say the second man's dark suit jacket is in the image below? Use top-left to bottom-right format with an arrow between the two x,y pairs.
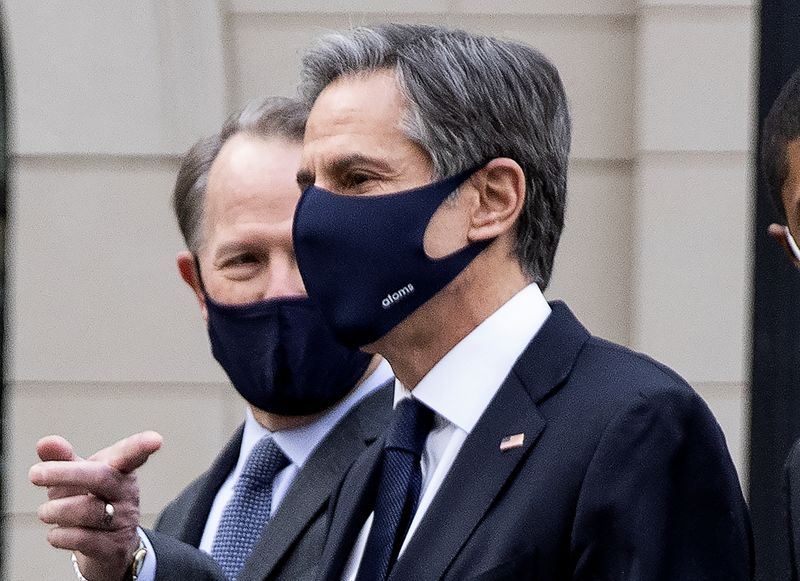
144,381 -> 393,581
318,302 -> 753,581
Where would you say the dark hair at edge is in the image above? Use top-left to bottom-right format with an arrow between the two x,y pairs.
762,67 -> 800,223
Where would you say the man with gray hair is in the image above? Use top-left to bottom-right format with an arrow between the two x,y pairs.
29,96 -> 393,581
291,24 -> 753,579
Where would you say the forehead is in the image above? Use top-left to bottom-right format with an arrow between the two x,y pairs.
205,134 -> 302,228
302,70 -> 408,163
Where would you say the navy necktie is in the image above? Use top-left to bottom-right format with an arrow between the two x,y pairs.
211,435 -> 289,580
356,397 -> 434,581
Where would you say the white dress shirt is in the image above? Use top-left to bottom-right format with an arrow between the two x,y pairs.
135,359 -> 393,581
342,284 -> 551,580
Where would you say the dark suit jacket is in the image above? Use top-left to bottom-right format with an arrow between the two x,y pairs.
146,381 -> 393,581
786,439 -> 800,580
318,302 -> 753,581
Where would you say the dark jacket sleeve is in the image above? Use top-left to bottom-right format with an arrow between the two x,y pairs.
785,439 -> 800,581
152,500 -> 175,534
570,387 -> 753,581
152,493 -> 191,538
144,529 -> 227,581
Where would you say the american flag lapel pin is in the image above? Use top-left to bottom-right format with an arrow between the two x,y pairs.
499,433 -> 525,451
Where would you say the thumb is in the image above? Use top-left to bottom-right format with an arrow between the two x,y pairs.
90,431 -> 163,474
37,435 -> 81,462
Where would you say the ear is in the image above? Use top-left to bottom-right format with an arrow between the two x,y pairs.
177,251 -> 209,321
768,223 -> 800,267
467,158 -> 526,242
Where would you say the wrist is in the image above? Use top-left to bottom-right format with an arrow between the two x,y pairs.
71,539 -> 147,581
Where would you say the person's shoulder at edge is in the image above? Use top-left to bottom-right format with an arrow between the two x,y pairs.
533,324 -> 725,446
573,334 -> 702,403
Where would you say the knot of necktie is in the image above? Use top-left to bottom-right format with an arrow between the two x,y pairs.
385,397 -> 434,457
239,435 -> 290,487
355,397 -> 435,581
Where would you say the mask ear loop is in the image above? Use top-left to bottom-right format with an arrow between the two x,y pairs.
785,226 -> 800,262
192,253 -> 210,295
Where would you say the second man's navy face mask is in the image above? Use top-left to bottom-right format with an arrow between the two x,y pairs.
292,165 -> 494,348
205,294 -> 372,416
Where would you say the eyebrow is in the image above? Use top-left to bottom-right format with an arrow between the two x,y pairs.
214,226 -> 292,257
296,153 -> 394,188
328,153 -> 393,176
214,237 -> 265,257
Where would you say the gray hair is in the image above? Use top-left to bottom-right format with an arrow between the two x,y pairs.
299,24 -> 571,288
172,96 -> 308,253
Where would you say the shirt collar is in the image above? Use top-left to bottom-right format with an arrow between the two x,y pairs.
393,283 -> 551,434
239,358 -> 393,470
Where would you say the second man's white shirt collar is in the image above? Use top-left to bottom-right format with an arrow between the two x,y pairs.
194,358 -> 394,558
238,358 -> 393,472
393,283 -> 551,434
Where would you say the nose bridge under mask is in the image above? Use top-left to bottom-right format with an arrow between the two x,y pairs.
262,256 -> 305,300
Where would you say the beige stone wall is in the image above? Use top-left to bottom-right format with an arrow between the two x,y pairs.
2,1 -> 756,578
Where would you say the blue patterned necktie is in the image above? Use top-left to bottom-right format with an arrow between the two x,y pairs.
356,397 -> 434,581
211,435 -> 289,580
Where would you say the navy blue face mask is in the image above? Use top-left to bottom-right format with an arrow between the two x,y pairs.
205,293 -> 372,416
293,166 -> 493,348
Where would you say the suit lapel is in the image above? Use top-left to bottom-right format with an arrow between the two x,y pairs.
316,438 -> 385,580
390,374 -> 543,580
239,382 -> 393,581
177,427 -> 243,547
390,302 -> 590,580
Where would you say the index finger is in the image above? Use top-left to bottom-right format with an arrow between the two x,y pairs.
29,460 -> 125,500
